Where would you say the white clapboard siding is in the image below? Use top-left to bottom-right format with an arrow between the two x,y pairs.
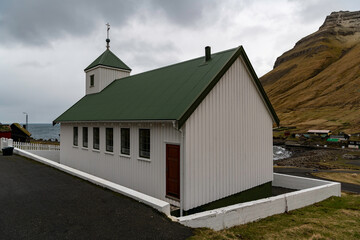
183,56 -> 273,211
60,122 -> 181,205
86,66 -> 130,95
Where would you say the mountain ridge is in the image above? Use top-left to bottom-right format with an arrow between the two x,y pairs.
261,11 -> 360,133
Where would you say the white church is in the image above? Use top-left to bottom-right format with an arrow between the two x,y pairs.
54,31 -> 279,213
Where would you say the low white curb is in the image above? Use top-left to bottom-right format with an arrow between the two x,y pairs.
13,148 -> 170,216
177,173 -> 341,230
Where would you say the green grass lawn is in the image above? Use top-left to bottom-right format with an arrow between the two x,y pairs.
189,193 -> 360,240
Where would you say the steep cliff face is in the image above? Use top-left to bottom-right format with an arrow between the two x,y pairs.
261,11 -> 360,133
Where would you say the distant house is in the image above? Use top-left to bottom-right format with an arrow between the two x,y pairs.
0,125 -> 11,139
10,123 -> 31,142
307,129 -> 331,138
307,130 -> 332,135
327,133 -> 349,142
348,136 -> 360,149
54,42 -> 279,213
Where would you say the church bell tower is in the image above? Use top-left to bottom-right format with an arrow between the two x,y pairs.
84,23 -> 131,95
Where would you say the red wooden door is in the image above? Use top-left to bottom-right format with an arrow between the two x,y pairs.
166,144 -> 180,199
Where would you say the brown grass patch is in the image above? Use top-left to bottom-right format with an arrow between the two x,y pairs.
312,172 -> 360,185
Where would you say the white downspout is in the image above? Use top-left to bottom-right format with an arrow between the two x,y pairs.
173,121 -> 185,217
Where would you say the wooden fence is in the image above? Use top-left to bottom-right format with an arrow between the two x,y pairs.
13,141 -> 60,151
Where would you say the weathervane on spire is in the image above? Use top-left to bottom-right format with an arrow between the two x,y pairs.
106,23 -> 110,49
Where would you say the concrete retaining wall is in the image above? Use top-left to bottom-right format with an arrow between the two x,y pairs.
178,173 -> 341,230
13,148 -> 171,216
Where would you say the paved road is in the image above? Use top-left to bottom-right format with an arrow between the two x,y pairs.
274,167 -> 360,194
0,154 -> 193,240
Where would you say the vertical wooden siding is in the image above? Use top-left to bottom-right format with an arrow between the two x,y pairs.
183,56 -> 273,211
86,67 -> 130,95
60,122 -> 181,205
99,67 -> 129,91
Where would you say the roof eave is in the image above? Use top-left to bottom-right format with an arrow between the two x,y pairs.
84,64 -> 132,72
53,119 -> 177,125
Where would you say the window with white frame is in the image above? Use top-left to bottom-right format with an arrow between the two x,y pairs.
73,127 -> 78,146
139,129 -> 150,159
93,127 -> 99,150
82,127 -> 88,148
106,128 -> 113,152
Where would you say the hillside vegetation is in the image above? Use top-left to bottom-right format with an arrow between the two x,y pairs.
261,11 -> 360,133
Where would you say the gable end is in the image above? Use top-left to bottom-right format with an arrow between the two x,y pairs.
178,46 -> 279,129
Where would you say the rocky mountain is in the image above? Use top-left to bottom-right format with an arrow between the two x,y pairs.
261,11 -> 360,133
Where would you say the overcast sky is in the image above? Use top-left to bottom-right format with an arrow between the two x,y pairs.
0,0 -> 358,123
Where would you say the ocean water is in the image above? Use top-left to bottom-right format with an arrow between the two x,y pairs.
27,123 -> 60,141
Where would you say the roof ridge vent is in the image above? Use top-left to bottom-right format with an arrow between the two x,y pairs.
205,46 -> 211,61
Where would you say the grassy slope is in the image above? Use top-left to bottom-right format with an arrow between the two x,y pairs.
189,193 -> 360,240
261,29 -> 360,133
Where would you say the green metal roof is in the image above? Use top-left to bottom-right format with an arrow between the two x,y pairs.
55,46 -> 279,128
84,49 -> 131,71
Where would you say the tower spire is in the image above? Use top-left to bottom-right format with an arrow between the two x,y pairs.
106,23 -> 110,50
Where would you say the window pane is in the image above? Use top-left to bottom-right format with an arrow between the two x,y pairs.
90,75 -> 94,87
106,128 -> 113,152
73,127 -> 78,146
82,127 -> 88,148
93,127 -> 99,150
121,128 -> 130,155
139,129 -> 150,159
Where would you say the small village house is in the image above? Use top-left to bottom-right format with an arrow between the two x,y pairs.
327,133 -> 349,142
348,136 -> 360,149
54,39 -> 279,213
9,123 -> 31,142
0,124 -> 11,139
307,129 -> 332,137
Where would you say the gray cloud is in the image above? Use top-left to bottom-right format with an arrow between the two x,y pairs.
0,0 -> 147,46
18,61 -> 51,68
0,0 -> 222,47
150,0 -> 221,26
291,0 -> 359,25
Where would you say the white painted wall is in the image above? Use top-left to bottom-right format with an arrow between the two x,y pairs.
60,122 -> 181,205
183,56 -> 273,210
85,66 -> 130,95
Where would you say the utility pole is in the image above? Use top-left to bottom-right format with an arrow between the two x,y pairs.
23,112 -> 28,130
